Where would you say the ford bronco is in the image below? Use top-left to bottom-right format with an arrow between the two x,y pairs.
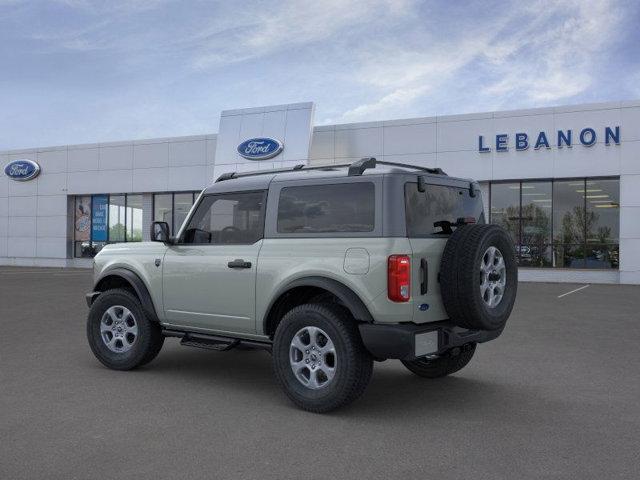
86,157 -> 517,412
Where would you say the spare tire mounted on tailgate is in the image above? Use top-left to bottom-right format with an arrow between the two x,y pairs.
439,224 -> 517,331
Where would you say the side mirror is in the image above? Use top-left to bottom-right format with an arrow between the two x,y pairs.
469,181 -> 479,197
151,221 -> 171,243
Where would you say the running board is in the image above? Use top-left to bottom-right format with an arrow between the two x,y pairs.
181,334 -> 239,351
163,329 -> 271,353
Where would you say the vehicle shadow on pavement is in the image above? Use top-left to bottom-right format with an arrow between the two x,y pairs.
103,343 -> 540,419
350,368 -> 525,419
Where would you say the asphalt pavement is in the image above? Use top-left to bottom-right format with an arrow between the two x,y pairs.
1,267 -> 639,479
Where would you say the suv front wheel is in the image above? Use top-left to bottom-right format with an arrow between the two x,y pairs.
272,303 -> 373,413
87,288 -> 164,370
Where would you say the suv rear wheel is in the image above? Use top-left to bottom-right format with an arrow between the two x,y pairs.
401,343 -> 476,378
87,288 -> 164,370
272,303 -> 373,413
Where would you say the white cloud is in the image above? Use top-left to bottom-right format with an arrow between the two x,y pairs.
191,0 -> 413,69
482,0 -> 621,105
0,0 -> 634,149
52,0 -> 172,13
339,85 -> 428,121
336,0 -> 625,122
338,36 -> 493,121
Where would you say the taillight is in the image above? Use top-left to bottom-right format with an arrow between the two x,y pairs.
388,255 -> 410,302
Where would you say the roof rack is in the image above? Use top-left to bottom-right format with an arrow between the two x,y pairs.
214,157 -> 446,182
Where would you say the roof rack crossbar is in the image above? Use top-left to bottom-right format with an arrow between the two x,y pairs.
347,157 -> 377,176
216,172 -> 237,182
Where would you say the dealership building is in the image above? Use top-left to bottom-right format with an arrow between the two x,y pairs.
1,100 -> 639,284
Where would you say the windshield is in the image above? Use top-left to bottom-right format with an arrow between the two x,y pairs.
405,182 -> 484,236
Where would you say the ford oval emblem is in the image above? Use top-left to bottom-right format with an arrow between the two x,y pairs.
237,137 -> 283,160
4,159 -> 41,182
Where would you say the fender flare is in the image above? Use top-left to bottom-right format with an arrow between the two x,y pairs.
94,268 -> 159,322
262,276 -> 374,335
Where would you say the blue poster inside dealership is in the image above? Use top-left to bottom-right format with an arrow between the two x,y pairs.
91,195 -> 108,242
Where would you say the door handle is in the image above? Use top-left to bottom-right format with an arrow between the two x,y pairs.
228,259 -> 252,269
420,258 -> 428,295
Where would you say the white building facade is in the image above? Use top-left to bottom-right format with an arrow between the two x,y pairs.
1,100 -> 639,284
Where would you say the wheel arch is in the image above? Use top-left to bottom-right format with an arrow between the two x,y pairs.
93,268 -> 159,322
262,276 -> 373,338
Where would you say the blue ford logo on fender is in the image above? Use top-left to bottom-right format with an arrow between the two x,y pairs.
4,159 -> 41,181
237,137 -> 283,160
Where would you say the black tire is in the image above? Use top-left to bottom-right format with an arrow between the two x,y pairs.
440,224 -> 517,331
272,303 -> 373,413
401,343 -> 476,378
86,288 -> 164,371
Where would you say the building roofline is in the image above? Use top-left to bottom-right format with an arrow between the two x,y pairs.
320,98 -> 640,131
2,98 -> 638,154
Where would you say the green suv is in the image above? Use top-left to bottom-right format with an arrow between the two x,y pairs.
86,157 -> 517,412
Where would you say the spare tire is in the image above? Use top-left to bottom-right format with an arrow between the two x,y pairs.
439,224 -> 517,331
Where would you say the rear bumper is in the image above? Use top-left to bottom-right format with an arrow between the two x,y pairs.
358,321 -> 503,361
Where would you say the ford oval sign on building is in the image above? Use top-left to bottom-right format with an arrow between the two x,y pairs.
4,159 -> 41,181
237,137 -> 283,160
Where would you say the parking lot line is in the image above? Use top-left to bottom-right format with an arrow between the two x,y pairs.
557,284 -> 590,298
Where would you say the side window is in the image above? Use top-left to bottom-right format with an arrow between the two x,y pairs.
182,192 -> 265,245
277,183 -> 375,234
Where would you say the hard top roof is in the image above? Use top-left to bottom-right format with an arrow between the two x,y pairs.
202,157 -> 474,194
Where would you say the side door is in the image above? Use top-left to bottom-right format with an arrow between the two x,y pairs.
162,190 -> 267,334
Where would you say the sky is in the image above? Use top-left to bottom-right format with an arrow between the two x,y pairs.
1,0 -> 639,150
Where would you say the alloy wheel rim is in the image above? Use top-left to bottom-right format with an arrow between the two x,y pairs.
100,305 -> 138,353
289,326 -> 337,389
480,246 -> 506,308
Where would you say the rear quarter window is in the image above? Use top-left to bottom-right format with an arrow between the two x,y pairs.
277,183 -> 375,233
405,182 -> 484,237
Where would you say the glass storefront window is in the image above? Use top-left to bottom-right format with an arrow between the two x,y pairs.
553,180 -> 587,268
154,193 -> 172,232
585,179 -> 619,269
174,193 -> 194,234
91,194 -> 108,255
74,193 -> 153,257
490,182 -> 520,246
126,194 -> 143,242
520,181 -> 552,267
109,195 -> 126,243
553,180 -> 586,245
74,196 -> 92,257
490,178 -> 620,269
153,192 -> 198,234
553,243 -> 586,268
585,244 -> 619,269
585,179 -> 619,244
